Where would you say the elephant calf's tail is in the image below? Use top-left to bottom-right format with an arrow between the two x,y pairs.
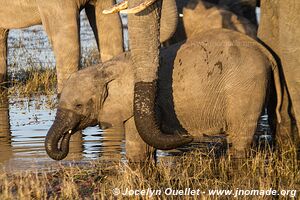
256,40 -> 282,123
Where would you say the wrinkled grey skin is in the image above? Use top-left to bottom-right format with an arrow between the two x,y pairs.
0,0 -> 124,93
45,29 -> 281,160
258,0 -> 300,145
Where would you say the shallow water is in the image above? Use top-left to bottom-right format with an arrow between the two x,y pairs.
0,94 -> 128,172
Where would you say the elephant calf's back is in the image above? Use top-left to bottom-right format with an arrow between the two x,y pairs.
171,30 -> 270,136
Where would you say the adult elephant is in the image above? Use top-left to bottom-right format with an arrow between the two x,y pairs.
258,0 -> 300,145
0,0 -> 124,93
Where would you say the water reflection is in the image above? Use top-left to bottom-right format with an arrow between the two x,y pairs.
0,95 -> 125,171
100,128 -> 124,161
82,127 -> 124,161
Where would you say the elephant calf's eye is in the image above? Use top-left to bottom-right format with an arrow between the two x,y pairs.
75,104 -> 83,109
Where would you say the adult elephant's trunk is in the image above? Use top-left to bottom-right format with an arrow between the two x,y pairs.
45,108 -> 81,160
128,0 -> 193,150
159,0 -> 178,43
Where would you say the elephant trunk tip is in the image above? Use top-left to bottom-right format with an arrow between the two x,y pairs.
134,81 -> 193,150
45,126 -> 72,161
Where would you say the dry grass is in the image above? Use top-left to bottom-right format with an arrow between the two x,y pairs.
0,67 -> 57,96
0,144 -> 299,200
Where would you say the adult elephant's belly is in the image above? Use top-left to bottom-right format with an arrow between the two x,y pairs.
0,0 -> 41,29
171,40 -> 228,137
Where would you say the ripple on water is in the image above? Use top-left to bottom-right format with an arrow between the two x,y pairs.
0,95 -> 125,172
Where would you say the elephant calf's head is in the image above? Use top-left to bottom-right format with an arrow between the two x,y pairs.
45,66 -> 106,160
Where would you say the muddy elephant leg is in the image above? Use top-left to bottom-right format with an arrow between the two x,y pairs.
38,1 -> 80,93
0,28 -> 8,83
86,0 -> 123,62
125,117 -> 156,162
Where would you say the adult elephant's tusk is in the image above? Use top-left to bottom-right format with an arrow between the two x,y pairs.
102,0 -> 128,14
120,0 -> 157,14
103,0 -> 158,15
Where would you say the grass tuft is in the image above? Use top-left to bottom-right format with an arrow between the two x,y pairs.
0,67 -> 57,96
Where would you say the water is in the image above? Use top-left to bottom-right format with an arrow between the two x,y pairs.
0,94 -> 127,172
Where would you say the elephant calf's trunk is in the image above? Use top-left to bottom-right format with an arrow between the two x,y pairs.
45,123 -> 71,160
45,109 -> 77,160
134,81 -> 193,150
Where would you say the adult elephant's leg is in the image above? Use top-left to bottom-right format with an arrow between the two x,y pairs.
257,0 -> 291,147
125,117 -> 155,162
277,0 -> 300,137
0,28 -> 8,83
38,1 -> 80,93
86,0 -> 123,62
259,0 -> 300,144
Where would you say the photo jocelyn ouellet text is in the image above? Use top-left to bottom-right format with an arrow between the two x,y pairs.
112,187 -> 297,198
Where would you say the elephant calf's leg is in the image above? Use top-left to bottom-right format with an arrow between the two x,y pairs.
226,102 -> 260,157
227,123 -> 257,158
0,28 -> 8,83
125,117 -> 155,163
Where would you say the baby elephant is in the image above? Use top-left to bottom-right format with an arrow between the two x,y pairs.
45,29 -> 281,161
